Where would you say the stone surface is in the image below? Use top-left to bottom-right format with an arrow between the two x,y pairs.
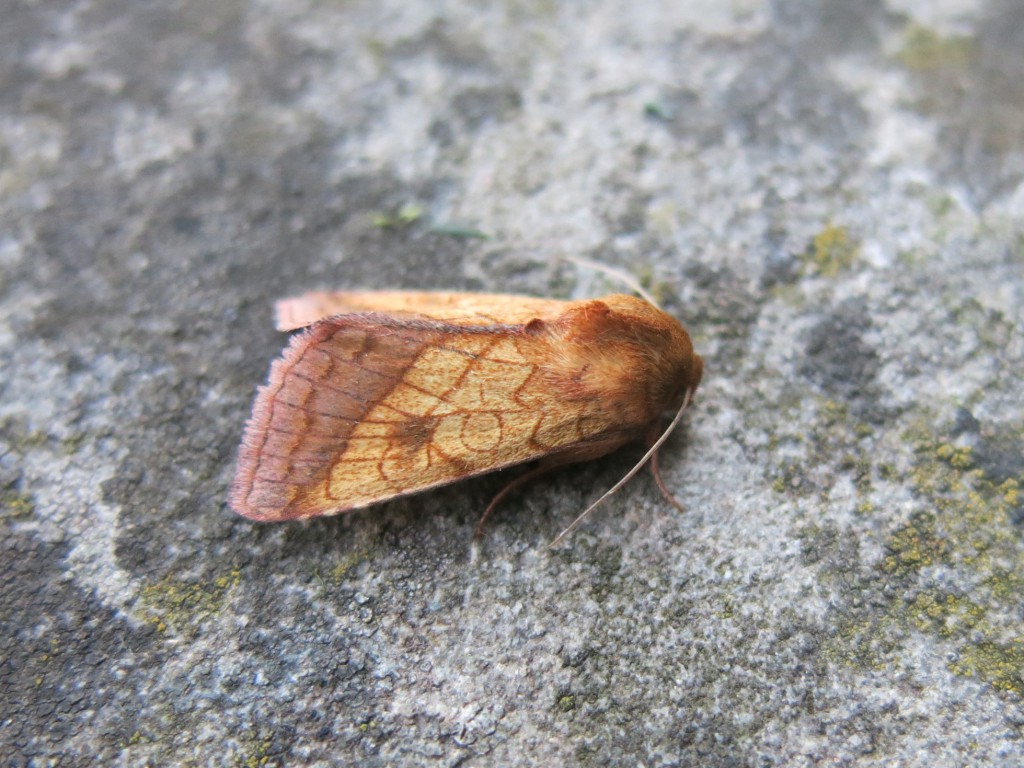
2,0 -> 1023,765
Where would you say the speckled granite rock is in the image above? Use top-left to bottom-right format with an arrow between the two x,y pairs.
2,0 -> 1023,765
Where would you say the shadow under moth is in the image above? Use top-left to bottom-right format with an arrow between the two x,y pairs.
230,290 -> 703,542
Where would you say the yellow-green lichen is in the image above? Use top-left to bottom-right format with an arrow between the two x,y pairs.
633,264 -> 675,306
906,592 -> 985,637
120,729 -> 154,751
949,298 -> 1015,352
2,491 -> 34,520
140,567 -> 242,635
330,552 -> 366,583
37,635 -> 61,664
819,399 -> 849,426
772,461 -> 811,496
854,422 -> 874,438
310,550 -> 369,593
589,544 -> 624,603
927,192 -> 957,218
949,640 -> 1024,694
825,611 -> 901,672
646,199 -> 688,238
799,225 -> 859,278
557,694 -> 577,712
1000,478 -> 1020,508
880,511 -> 948,577
60,432 -> 87,455
19,430 -> 50,449
898,26 -> 974,73
828,421 -> 1024,694
234,737 -> 274,768
769,398 -> 879,505
716,598 -> 735,620
935,442 -> 973,470
27,638 -> 66,700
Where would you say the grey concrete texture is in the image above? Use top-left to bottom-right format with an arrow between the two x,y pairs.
2,0 -> 1023,765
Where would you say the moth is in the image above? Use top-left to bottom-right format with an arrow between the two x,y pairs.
230,290 -> 703,541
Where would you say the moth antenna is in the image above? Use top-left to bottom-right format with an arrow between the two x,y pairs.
560,255 -> 662,308
548,387 -> 695,549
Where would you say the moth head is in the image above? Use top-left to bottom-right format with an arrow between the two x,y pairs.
543,295 -> 703,423
599,295 -> 702,403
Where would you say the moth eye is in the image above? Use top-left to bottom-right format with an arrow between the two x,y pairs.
524,318 -> 546,335
670,379 -> 690,404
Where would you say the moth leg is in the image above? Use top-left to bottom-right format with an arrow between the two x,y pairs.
475,437 -> 633,538
650,448 -> 686,513
474,464 -> 561,538
646,422 -> 686,514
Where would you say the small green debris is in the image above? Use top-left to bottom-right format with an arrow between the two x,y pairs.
428,222 -> 490,239
372,202 -> 425,229
643,101 -> 674,121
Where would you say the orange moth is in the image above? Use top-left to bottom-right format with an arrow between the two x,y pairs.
230,290 -> 703,541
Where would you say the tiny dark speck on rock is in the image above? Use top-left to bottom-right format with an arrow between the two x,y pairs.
951,407 -> 981,437
802,301 -> 880,409
172,214 -> 202,235
972,436 -> 1024,485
